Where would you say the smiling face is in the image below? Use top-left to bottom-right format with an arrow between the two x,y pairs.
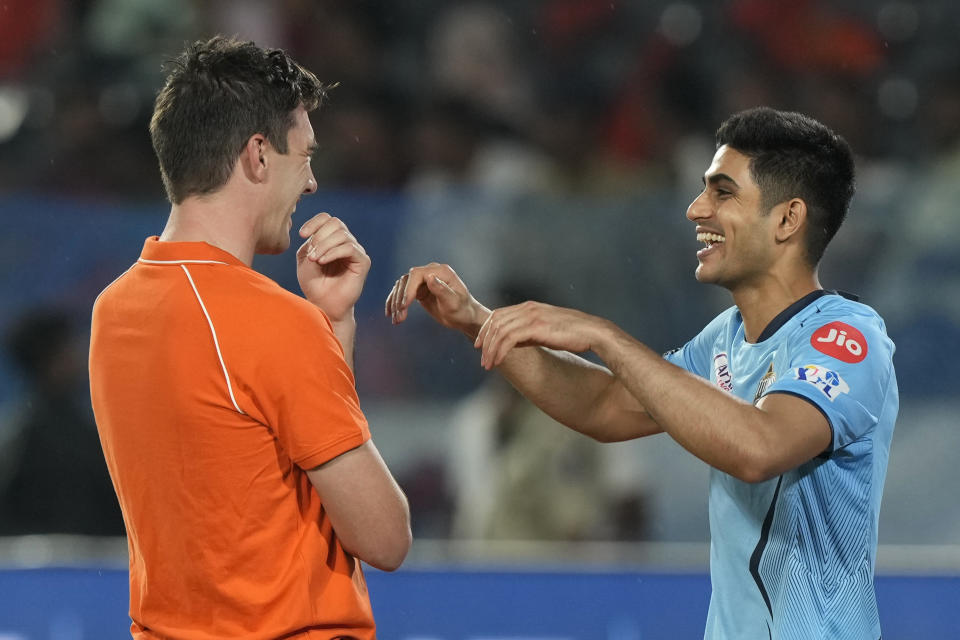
686,145 -> 781,292
255,105 -> 319,255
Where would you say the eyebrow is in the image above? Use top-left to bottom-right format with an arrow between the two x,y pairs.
306,141 -> 320,157
703,173 -> 740,189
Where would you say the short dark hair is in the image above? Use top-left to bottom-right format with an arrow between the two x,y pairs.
715,107 -> 855,266
150,36 -> 329,204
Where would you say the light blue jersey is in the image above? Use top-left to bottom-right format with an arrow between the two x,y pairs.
665,291 -> 898,640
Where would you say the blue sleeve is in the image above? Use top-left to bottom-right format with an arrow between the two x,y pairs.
765,313 -> 896,452
663,310 -> 733,380
663,340 -> 705,376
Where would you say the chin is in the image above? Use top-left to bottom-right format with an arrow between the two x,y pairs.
694,265 -> 711,283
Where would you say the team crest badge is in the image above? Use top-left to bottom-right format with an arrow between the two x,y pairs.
753,362 -> 776,403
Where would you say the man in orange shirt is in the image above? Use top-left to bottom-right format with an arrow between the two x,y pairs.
89,36 -> 411,639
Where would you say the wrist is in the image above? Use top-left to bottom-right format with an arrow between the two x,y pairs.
589,317 -> 625,362
460,303 -> 491,342
327,308 -> 356,329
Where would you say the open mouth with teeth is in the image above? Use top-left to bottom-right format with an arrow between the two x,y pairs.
697,232 -> 725,247
696,232 -> 725,257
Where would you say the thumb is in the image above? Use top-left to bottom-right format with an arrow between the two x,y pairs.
295,239 -> 311,261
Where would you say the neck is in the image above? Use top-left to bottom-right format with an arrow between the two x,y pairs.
159,193 -> 258,266
731,269 -> 821,343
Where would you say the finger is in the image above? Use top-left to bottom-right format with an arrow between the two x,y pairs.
492,324 -> 529,367
305,219 -> 354,257
396,273 -> 413,321
404,269 -> 443,322
296,238 -> 312,261
399,271 -> 421,309
480,307 -> 527,368
385,280 -> 400,318
308,229 -> 360,261
389,281 -> 404,324
474,310 -> 495,349
424,274 -> 458,306
425,274 -> 455,295
480,310 -> 509,369
388,279 -> 408,323
314,241 -> 366,266
299,212 -> 332,238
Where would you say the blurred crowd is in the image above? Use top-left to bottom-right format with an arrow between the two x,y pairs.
3,0 -> 960,198
2,0 -> 960,544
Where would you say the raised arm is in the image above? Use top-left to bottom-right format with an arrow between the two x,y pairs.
476,303 -> 832,483
297,213 -> 371,370
306,440 -> 411,571
385,264 -> 660,442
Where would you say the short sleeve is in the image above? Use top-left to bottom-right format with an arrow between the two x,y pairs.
765,315 -> 895,452
663,308 -> 734,380
243,298 -> 370,470
664,340 -> 705,376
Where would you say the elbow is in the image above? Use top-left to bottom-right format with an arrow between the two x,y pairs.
589,429 -> 623,444
361,525 -> 412,572
732,464 -> 778,484
727,450 -> 781,484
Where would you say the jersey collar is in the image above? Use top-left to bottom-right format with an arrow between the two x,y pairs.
755,289 -> 859,343
138,236 -> 246,267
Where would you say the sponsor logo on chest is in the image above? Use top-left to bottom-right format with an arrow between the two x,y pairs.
713,353 -> 733,392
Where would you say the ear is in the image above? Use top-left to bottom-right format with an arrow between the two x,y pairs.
239,134 -> 269,183
775,198 -> 806,244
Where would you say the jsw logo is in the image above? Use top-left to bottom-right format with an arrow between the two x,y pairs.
810,322 -> 868,363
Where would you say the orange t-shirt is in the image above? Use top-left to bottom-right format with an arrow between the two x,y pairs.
89,237 -> 375,640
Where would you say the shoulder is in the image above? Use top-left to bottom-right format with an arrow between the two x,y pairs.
784,295 -> 894,371
188,265 -> 335,340
665,305 -> 739,371
797,296 -> 891,347
92,263 -> 139,314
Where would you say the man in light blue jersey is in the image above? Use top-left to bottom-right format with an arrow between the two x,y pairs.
387,106 -> 897,639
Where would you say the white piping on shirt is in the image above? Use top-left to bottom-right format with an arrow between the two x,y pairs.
180,264 -> 245,415
93,264 -> 134,308
139,259 -> 229,265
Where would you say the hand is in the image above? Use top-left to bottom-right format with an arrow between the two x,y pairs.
297,213 -> 371,322
385,263 -> 489,338
474,302 -> 606,369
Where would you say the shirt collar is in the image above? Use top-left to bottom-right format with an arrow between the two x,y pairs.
754,289 -> 859,342
138,236 -> 246,267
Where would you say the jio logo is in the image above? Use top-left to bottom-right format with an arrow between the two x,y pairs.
811,322 -> 868,363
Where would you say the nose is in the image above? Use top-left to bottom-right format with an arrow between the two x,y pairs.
686,189 -> 710,222
303,170 -> 318,195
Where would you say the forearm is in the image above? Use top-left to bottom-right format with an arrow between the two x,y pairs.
331,314 -> 357,374
464,306 -> 656,442
594,326 -> 778,480
492,343 -> 656,442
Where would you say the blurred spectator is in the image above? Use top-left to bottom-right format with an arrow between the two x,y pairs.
0,309 -> 124,535
313,87 -> 409,189
428,3 -> 536,131
447,282 -> 649,541
0,0 -> 61,79
449,375 -> 649,541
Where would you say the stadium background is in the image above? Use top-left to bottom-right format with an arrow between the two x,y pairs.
0,0 -> 958,637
